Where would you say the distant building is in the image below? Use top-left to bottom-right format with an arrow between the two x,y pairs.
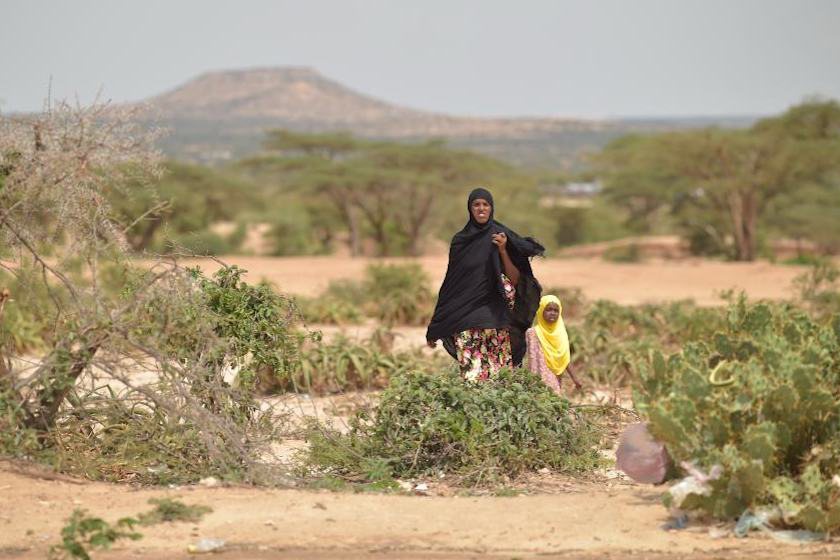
563,181 -> 602,196
538,180 -> 602,208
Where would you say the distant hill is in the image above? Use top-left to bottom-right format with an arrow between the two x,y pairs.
132,67 -> 757,168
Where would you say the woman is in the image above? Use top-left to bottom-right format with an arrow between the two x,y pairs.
426,188 -> 544,381
526,295 -> 583,396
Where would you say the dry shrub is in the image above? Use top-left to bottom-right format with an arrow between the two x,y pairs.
0,100 -> 303,484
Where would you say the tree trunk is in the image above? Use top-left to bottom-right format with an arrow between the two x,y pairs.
0,289 -> 9,380
26,340 -> 101,431
728,191 -> 753,261
352,189 -> 390,256
742,191 -> 759,261
332,195 -> 360,257
372,220 -> 389,256
406,196 -> 433,257
131,220 -> 163,252
345,206 -> 362,257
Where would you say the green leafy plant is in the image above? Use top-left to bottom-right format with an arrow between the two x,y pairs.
602,243 -> 642,263
568,299 -> 725,387
297,263 -> 433,326
138,498 -> 212,526
634,296 -> 840,530
307,368 -> 602,485
0,267 -> 57,353
362,263 -> 434,326
188,265 -> 308,388
297,295 -> 364,325
267,334 -> 448,394
792,259 -> 840,317
50,509 -> 142,560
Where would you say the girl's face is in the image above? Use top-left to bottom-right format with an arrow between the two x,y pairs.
542,302 -> 560,323
470,198 -> 491,224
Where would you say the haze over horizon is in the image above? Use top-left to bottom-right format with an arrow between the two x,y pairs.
2,0 -> 839,119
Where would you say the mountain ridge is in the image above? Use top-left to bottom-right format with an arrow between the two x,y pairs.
131,66 -> 755,168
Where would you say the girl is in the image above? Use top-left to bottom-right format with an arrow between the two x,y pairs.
426,188 -> 544,381
526,295 -> 582,395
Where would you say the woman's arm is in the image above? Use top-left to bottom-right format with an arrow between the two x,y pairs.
492,232 -> 520,286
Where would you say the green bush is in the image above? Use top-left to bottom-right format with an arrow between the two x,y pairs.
268,211 -> 330,256
263,333 -> 448,395
569,299 -> 725,387
782,254 -> 827,267
553,206 -> 588,247
307,368 -> 602,485
792,259 -> 840,317
138,498 -> 212,526
602,243 -> 642,263
189,265 -> 307,387
634,296 -> 840,530
362,263 -> 434,326
297,263 -> 433,326
0,267 -> 56,352
170,231 -> 233,256
296,295 -> 364,325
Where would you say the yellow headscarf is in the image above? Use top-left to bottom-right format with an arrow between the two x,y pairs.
535,295 -> 570,375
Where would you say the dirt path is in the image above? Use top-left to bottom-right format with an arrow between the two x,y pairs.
163,256 -> 811,305
2,464 -> 837,559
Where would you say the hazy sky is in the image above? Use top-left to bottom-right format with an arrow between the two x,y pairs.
2,0 -> 839,118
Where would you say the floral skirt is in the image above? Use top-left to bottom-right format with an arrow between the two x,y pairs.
453,327 -> 513,381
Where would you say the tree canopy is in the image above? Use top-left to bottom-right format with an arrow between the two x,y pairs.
234,131 -> 524,256
594,100 -> 840,260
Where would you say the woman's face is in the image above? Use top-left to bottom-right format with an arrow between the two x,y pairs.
542,302 -> 560,323
470,198 -> 492,224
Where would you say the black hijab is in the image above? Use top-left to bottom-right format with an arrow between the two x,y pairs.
426,188 -> 544,366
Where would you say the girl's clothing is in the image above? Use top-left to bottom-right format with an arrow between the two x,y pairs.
526,295 -> 572,396
533,295 -> 570,374
525,327 -> 563,396
426,188 -> 544,370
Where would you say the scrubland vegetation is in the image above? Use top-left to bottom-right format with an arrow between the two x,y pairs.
2,96 -> 840,540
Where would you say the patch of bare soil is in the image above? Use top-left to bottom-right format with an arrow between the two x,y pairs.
160,255 -> 812,305
3,462 -> 839,560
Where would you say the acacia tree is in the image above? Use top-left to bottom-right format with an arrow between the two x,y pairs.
110,160 -> 259,252
246,131 -> 518,256
596,100 -> 840,261
364,140 -> 512,256
759,100 -> 840,253
251,131 -> 368,255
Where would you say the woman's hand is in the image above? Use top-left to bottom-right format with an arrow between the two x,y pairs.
491,232 -> 508,253
494,231 -> 520,286
426,339 -> 437,348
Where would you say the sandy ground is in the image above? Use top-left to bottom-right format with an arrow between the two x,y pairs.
4,461 -> 839,560
162,256 -> 810,305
